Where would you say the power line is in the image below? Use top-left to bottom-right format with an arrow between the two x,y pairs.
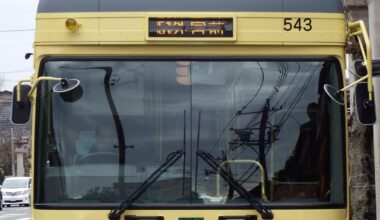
0,29 -> 35,33
0,69 -> 33,74
0,43 -> 32,48
0,79 -> 19,82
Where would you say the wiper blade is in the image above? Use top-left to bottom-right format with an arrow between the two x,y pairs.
108,150 -> 184,220
197,150 -> 273,220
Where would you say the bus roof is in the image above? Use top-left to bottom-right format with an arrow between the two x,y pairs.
38,0 -> 343,13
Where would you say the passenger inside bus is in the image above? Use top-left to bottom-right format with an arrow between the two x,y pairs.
269,102 -> 321,201
276,102 -> 320,182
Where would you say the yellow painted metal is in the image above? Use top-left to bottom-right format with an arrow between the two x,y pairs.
27,76 -> 62,98
343,21 -> 373,101
16,79 -> 31,102
29,46 -> 349,220
17,76 -> 62,101
35,12 -> 346,46
28,9 -> 351,220
216,160 -> 267,201
32,208 -> 346,220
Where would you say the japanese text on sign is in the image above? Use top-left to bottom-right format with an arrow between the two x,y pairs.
148,18 -> 234,38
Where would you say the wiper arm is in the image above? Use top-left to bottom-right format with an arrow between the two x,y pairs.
197,150 -> 273,220
108,150 -> 184,220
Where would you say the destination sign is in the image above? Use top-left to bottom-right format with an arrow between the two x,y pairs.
148,18 -> 234,38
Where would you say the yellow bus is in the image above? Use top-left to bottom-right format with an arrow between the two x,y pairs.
11,0 -> 376,219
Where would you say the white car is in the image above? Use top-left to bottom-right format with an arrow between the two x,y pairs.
1,177 -> 31,207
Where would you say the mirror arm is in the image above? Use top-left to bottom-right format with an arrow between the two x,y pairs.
27,77 -> 63,98
348,21 -> 373,101
338,74 -> 369,93
17,77 -> 64,102
16,79 -> 32,102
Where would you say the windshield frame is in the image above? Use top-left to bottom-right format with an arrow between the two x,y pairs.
34,56 -> 347,210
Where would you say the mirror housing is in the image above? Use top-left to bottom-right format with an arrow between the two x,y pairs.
324,21 -> 378,125
352,59 -> 380,125
323,84 -> 344,105
354,59 -> 380,77
53,79 -> 83,102
355,83 -> 376,125
11,84 -> 32,124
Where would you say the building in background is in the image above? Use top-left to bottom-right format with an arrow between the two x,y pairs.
0,90 -> 31,180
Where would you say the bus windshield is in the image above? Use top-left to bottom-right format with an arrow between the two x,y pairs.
35,58 -> 345,207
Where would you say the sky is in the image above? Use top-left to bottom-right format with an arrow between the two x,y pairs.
0,0 -> 39,91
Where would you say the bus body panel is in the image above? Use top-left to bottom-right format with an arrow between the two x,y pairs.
35,12 -> 346,46
30,1 -> 350,220
32,208 -> 347,220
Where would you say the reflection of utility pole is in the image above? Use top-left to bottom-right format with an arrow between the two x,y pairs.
259,99 -> 270,196
228,99 -> 280,199
11,128 -> 15,176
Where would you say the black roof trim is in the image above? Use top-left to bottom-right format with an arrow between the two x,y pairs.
38,0 -> 343,13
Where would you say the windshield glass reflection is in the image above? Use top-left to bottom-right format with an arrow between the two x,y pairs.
35,59 -> 345,206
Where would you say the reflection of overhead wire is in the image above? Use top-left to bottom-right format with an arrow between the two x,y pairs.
208,62 -> 265,154
237,63 -> 320,184
271,63 -> 301,108
271,64 -> 310,114
268,62 -> 287,100
245,62 -> 288,129
232,146 -> 271,184
260,63 -> 303,131
230,63 -> 302,180
232,68 -> 319,189
276,65 -> 318,130
239,63 -> 265,113
242,62 -> 266,128
227,63 -> 289,163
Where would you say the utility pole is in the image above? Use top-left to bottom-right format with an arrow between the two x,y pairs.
369,0 -> 380,218
11,127 -> 15,176
15,137 -> 27,177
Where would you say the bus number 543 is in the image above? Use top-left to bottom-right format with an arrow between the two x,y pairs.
283,18 -> 312,31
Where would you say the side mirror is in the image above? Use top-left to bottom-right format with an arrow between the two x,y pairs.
352,59 -> 378,125
324,21 -> 377,125
53,79 -> 82,102
323,84 -> 344,105
354,59 -> 380,77
355,83 -> 376,125
11,84 -> 32,124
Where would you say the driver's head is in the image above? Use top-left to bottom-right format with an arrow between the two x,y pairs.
306,102 -> 320,121
95,126 -> 115,146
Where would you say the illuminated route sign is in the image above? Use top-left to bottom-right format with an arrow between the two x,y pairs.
148,18 -> 234,38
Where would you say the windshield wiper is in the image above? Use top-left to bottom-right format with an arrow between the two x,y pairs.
197,150 -> 273,220
108,150 -> 184,220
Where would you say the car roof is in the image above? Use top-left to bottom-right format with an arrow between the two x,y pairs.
4,177 -> 30,180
